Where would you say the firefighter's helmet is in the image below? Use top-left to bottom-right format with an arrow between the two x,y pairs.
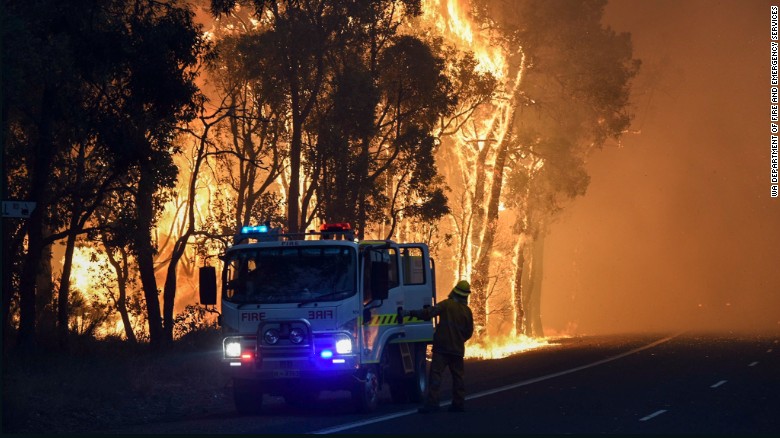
452,280 -> 471,297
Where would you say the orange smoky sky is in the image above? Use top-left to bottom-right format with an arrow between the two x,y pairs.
543,0 -> 780,335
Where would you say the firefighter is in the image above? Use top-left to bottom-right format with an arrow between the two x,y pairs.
404,280 -> 474,413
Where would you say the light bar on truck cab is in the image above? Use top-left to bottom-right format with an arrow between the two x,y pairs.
319,223 -> 351,232
241,224 -> 268,234
319,223 -> 355,241
238,223 -> 283,242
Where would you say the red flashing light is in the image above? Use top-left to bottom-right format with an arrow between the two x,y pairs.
241,351 -> 254,360
320,223 -> 351,232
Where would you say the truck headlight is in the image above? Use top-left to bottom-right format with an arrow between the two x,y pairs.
225,340 -> 242,358
289,327 -> 305,344
335,334 -> 353,354
264,328 -> 280,345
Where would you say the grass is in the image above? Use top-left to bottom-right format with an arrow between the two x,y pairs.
2,329 -> 233,434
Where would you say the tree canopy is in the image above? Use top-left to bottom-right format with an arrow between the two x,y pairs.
2,0 -> 639,350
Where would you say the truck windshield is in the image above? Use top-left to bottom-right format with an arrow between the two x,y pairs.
223,246 -> 356,304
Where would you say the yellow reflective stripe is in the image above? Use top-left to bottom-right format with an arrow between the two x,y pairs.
361,314 -> 426,326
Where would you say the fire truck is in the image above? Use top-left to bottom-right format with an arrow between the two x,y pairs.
199,223 -> 436,414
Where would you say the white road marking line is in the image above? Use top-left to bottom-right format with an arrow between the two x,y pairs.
748,361 -> 759,367
309,333 -> 683,434
710,380 -> 727,388
639,409 -> 667,422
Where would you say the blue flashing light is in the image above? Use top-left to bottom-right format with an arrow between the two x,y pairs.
320,349 -> 333,359
241,225 -> 269,234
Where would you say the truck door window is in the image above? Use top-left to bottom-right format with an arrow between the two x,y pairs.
387,248 -> 399,289
401,247 -> 425,285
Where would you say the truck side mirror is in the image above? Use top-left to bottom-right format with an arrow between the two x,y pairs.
199,266 -> 217,305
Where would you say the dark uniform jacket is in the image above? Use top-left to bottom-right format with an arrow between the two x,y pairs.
410,296 -> 474,357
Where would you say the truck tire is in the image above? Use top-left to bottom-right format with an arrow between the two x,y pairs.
352,366 -> 380,413
406,344 -> 427,403
387,343 -> 407,403
389,344 -> 427,403
233,378 -> 263,415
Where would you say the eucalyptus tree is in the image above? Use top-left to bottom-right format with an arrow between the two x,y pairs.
210,0 -> 355,234
205,29 -> 289,239
465,0 -> 641,337
315,31 -> 457,239
108,1 -> 206,348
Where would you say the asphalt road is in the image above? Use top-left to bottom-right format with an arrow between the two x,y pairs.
109,331 -> 780,435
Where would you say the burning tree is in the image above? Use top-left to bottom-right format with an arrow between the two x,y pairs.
423,0 -> 640,340
3,0 -> 640,355
207,0 -> 462,240
3,0 -> 207,350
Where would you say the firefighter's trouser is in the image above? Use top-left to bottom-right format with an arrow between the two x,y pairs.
425,351 -> 466,409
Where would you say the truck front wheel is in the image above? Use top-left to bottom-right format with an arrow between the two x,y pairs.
352,366 -> 379,413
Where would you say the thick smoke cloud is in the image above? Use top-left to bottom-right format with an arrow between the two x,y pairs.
543,0 -> 780,335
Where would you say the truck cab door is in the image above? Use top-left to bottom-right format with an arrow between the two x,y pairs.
398,244 -> 436,309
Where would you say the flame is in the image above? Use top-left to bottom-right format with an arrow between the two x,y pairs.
419,0 -> 541,344
67,246 -> 144,339
422,0 -> 507,80
68,246 -> 95,294
445,0 -> 473,44
466,333 -> 551,360
79,0 -> 558,346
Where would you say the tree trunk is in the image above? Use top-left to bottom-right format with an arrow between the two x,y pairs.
525,232 -> 546,337
56,230 -> 77,348
469,106 -> 516,339
35,228 -> 55,338
18,220 -> 43,350
1,227 -> 15,349
521,239 -> 534,337
135,163 -> 163,349
469,138 -> 492,264
356,134 -> 370,239
530,232 -> 545,337
511,234 -> 527,337
162,124 -> 209,343
287,116 -> 302,235
17,87 -> 56,351
105,241 -> 137,343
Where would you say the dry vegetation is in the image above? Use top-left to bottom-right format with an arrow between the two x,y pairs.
2,329 -> 233,434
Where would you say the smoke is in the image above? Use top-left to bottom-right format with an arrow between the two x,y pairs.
542,0 -> 780,335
